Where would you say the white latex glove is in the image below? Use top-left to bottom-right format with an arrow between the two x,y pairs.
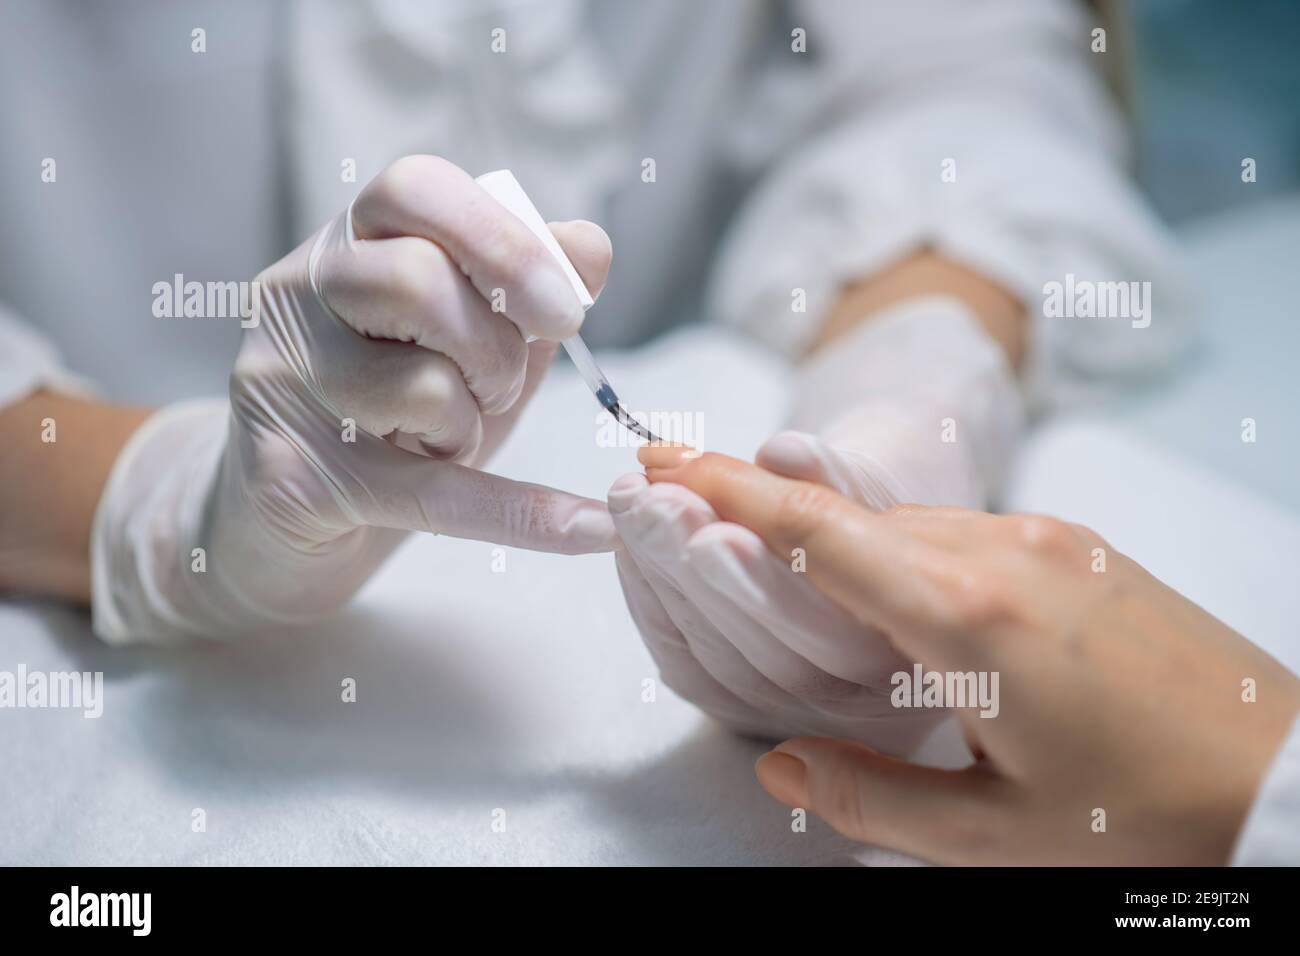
610,295 -> 1023,749
610,472 -> 943,755
772,294 -> 1024,512
93,155 -> 616,645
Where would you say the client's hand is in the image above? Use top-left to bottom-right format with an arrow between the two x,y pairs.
607,299 -> 1020,753
637,445 -> 1300,866
608,462 -> 946,756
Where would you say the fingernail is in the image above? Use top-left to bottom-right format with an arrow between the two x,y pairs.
637,443 -> 701,472
755,751 -> 808,808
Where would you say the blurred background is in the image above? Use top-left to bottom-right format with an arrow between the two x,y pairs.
1129,0 -> 1300,221
1109,0 -> 1300,515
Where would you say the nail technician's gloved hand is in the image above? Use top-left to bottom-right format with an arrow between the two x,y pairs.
93,155 -> 615,644
609,295 -> 1023,750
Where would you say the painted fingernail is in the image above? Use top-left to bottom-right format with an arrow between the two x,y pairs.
636,443 -> 701,472
755,751 -> 808,808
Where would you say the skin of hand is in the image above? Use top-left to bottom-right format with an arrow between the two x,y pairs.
0,391 -> 152,601
637,444 -> 1300,866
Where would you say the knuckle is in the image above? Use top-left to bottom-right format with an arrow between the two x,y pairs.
1009,514 -> 1080,559
248,432 -> 301,483
232,423 -> 310,494
476,214 -> 542,279
359,155 -> 464,232
228,352 -> 284,414
689,451 -> 734,478
775,482 -> 838,541
378,154 -> 454,204
934,566 -> 1020,630
386,242 -> 444,308
406,359 -> 460,412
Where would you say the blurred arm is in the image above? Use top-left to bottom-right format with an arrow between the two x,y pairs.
0,390 -> 151,602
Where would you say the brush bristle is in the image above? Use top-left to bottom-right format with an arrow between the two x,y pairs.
612,403 -> 661,443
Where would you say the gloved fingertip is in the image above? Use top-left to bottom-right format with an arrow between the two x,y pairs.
610,481 -> 718,558
556,507 -> 620,554
607,472 -> 648,513
755,430 -> 821,476
685,521 -> 763,567
634,480 -> 716,524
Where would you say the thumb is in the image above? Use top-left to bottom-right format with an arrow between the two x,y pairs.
756,736 -> 1003,865
549,220 -> 612,301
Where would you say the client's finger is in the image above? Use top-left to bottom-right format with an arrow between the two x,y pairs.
637,446 -> 944,636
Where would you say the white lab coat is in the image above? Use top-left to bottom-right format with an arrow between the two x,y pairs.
1,0 -> 1291,863
2,0 -> 1189,405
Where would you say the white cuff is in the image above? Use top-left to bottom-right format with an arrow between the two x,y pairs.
1231,713 -> 1300,865
0,307 -> 95,409
90,398 -> 230,645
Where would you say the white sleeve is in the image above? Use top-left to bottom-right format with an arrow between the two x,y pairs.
708,0 -> 1196,411
0,304 -> 94,409
1231,714 -> 1300,866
